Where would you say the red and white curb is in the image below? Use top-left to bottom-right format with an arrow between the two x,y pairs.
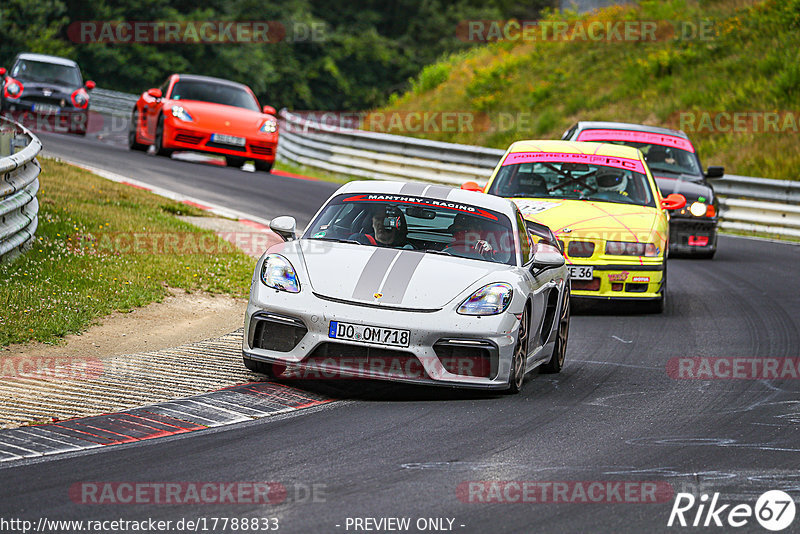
0,382 -> 333,463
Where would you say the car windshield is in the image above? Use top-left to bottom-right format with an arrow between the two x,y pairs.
11,60 -> 82,86
169,80 -> 259,111
487,153 -> 656,207
601,141 -> 702,178
303,193 -> 517,265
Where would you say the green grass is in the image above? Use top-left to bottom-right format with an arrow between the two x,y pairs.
272,159 -> 353,184
378,0 -> 800,180
0,158 -> 255,346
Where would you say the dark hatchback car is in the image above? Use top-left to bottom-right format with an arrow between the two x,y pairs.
562,121 -> 724,258
0,53 -> 95,136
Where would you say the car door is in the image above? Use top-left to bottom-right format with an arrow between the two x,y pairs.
514,208 -> 554,363
144,77 -> 170,139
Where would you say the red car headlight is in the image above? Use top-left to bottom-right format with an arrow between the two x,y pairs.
4,78 -> 23,99
71,88 -> 89,109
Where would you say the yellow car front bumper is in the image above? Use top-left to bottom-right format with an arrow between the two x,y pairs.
568,263 -> 664,300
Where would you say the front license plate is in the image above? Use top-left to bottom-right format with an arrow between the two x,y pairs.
328,321 -> 410,348
211,133 -> 246,147
33,104 -> 60,115
568,265 -> 594,280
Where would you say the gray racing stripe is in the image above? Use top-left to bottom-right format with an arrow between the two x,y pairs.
379,251 -> 425,304
423,185 -> 454,200
399,183 -> 427,196
352,248 -> 400,301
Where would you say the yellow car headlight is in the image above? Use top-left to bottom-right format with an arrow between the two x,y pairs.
605,241 -> 658,257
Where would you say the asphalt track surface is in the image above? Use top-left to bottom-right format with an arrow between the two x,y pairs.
3,130 -> 800,533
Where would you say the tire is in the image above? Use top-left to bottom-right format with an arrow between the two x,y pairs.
254,159 -> 273,173
243,357 -> 284,379
645,261 -> 667,314
154,114 -> 173,157
128,108 -> 148,151
542,286 -> 570,373
226,156 -> 247,168
695,249 -> 716,260
504,305 -> 529,394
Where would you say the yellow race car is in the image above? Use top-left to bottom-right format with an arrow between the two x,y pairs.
474,140 -> 686,312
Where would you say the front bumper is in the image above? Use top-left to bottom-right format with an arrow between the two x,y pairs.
243,283 -> 524,390
1,101 -> 88,133
568,263 -> 664,300
164,121 -> 276,162
668,218 -> 718,255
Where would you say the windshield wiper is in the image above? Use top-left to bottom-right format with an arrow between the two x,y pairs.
422,249 -> 455,257
312,237 -> 363,245
647,165 -> 685,175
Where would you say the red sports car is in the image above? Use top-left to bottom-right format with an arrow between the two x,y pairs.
128,74 -> 278,172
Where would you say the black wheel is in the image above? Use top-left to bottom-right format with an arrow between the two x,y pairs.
154,114 -> 173,157
226,156 -> 247,168
695,249 -> 716,260
645,261 -> 667,313
504,306 -> 529,394
254,159 -> 273,173
243,357 -> 284,378
542,286 -> 570,373
128,108 -> 148,151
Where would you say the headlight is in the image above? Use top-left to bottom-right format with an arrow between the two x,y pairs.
6,82 -> 21,97
605,241 -> 658,257
71,89 -> 88,109
260,254 -> 300,293
689,201 -> 707,217
260,119 -> 278,133
457,283 -> 513,316
171,106 -> 194,122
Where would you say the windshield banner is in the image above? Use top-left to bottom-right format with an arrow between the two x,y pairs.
502,152 -> 646,174
576,129 -> 695,153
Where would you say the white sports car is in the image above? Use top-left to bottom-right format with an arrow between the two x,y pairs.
242,181 -> 570,393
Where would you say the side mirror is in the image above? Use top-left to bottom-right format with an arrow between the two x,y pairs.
461,181 -> 482,192
262,105 -> 277,115
147,88 -> 163,99
705,166 -> 724,179
270,216 -> 297,242
0,68 -> 6,77
85,80 -> 96,91
661,193 -> 686,211
529,242 -> 565,273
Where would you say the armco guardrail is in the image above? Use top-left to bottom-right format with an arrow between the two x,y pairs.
276,110 -> 800,239
277,109 -> 504,186
0,117 -> 42,262
89,87 -> 139,117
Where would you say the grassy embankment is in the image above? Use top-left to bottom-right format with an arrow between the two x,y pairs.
0,159 -> 255,346
379,0 -> 800,180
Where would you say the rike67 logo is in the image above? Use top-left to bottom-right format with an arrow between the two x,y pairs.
668,490 -> 796,531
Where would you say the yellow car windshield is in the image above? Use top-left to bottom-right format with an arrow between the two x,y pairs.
488,160 -> 656,207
